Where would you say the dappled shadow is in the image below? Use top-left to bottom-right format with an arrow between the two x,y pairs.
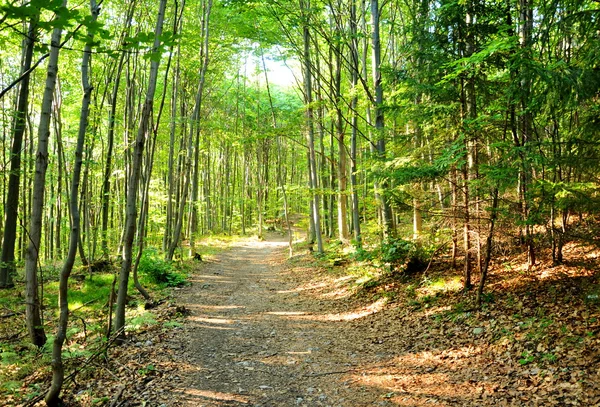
162,234 -> 599,406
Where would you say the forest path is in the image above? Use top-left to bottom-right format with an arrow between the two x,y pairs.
164,233 -> 376,407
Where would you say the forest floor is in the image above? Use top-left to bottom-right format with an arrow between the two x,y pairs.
79,231 -> 600,407
14,231 -> 600,406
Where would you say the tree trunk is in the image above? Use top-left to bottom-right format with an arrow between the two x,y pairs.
349,0 -> 362,246
0,13 -> 38,288
476,188 -> 499,308
301,0 -> 324,254
371,0 -> 394,238
25,1 -> 70,347
45,2 -> 98,404
168,0 -> 211,259
101,46 -> 128,259
191,0 -> 212,245
114,0 -> 167,342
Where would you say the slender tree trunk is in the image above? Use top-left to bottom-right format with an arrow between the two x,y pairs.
370,0 -> 393,238
333,24 -> 349,243
476,188 -> 499,308
102,46 -> 127,258
168,1 -> 211,259
190,0 -> 212,247
114,0 -> 167,342
45,2 -> 98,404
261,51 -> 293,255
25,1 -> 70,347
0,13 -> 39,288
520,0 -> 535,268
163,63 -> 179,251
301,0 -> 324,254
349,0 -> 362,246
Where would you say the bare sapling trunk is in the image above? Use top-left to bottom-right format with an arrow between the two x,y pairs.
476,188 -> 499,308
348,0 -> 362,246
168,0 -> 211,259
261,50 -> 293,256
25,0 -> 70,347
114,0 -> 167,342
45,2 -> 98,404
132,1 -> 182,300
190,0 -> 212,250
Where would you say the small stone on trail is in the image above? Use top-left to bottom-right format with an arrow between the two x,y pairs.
473,327 -> 484,335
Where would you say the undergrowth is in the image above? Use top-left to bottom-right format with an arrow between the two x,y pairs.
139,248 -> 187,287
0,236 -> 228,404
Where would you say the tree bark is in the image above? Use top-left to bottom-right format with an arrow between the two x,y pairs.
25,1 -> 70,347
348,0 -> 362,246
370,0 -> 394,238
45,2 -> 98,404
114,0 -> 167,342
0,13 -> 39,288
301,0 -> 324,254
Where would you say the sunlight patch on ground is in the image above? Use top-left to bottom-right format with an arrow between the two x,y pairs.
419,276 -> 463,297
182,389 -> 250,404
277,280 -> 329,294
277,275 -> 357,299
192,324 -> 237,331
286,297 -> 388,322
350,364 -> 482,406
266,311 -> 307,316
197,305 -> 246,310
190,316 -> 236,324
197,275 -> 237,282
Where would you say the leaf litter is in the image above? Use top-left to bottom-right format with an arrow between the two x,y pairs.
7,236 -> 600,406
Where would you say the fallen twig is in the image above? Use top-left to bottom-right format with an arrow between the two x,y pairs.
303,369 -> 354,377
422,242 -> 449,276
108,386 -> 125,407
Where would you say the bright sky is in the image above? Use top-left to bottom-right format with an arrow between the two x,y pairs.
263,56 -> 299,88
244,45 -> 300,89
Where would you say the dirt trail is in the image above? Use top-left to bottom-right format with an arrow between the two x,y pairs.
166,234 -> 374,407
148,234 -> 599,407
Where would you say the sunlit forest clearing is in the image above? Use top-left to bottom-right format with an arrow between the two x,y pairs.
0,0 -> 599,405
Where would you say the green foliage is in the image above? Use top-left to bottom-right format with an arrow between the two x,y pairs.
128,312 -> 158,330
137,364 -> 156,376
378,238 -> 432,273
138,248 -> 186,287
163,320 -> 183,328
518,351 -> 535,365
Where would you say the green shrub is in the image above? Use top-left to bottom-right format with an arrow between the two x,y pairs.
138,248 -> 186,287
378,238 -> 431,273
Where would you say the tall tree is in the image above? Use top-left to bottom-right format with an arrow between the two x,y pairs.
370,0 -> 394,238
25,0 -> 69,347
0,12 -> 39,288
45,1 -> 99,404
301,0 -> 324,254
114,0 -> 168,342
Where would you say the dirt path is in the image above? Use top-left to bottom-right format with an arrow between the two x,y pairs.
165,235 -> 377,407
115,233 -> 597,407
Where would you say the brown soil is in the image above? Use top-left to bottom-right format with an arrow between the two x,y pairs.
74,233 -> 599,407
165,233 -> 364,406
